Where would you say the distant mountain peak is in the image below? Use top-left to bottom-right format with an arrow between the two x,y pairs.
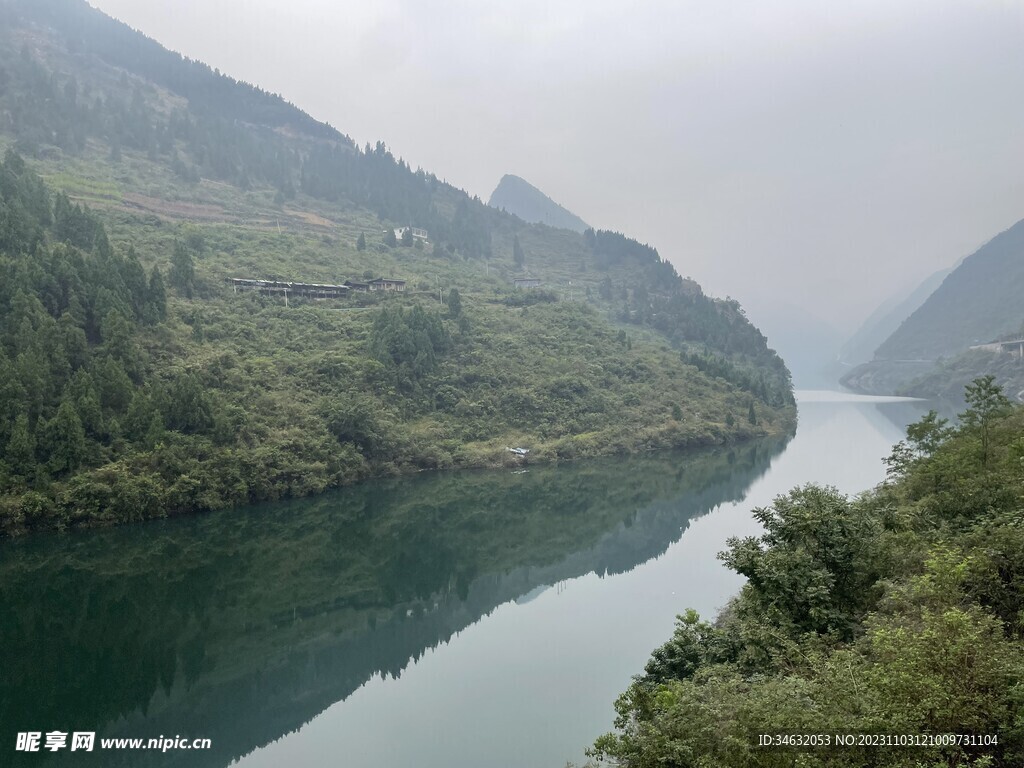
488,174 -> 590,233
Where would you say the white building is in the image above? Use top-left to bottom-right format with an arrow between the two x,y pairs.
393,227 -> 429,243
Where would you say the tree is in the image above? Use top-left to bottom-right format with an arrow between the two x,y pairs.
122,246 -> 148,319
6,413 -> 35,476
747,401 -> 757,425
356,232 -> 366,251
960,375 -> 1012,466
907,409 -> 951,455
0,349 -> 27,441
447,288 -> 462,318
639,609 -> 730,685
383,228 -> 397,247
858,548 -> 1023,746
94,356 -> 134,412
513,235 -> 525,268
143,412 -> 165,449
101,310 -> 135,363
885,409 -> 952,480
124,389 -> 157,441
721,485 -> 881,641
168,241 -> 195,298
322,397 -> 388,457
146,265 -> 166,323
164,373 -> 213,433
65,370 -> 103,437
45,399 -> 86,474
400,227 -> 413,247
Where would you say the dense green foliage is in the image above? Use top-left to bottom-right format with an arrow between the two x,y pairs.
591,380 -> 1024,767
0,0 -> 793,536
0,0 -> 790,403
0,153 -> 792,536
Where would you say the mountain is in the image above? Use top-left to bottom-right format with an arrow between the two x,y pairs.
0,0 -> 793,536
842,217 -> 1024,397
875,218 -> 1024,361
837,265 -> 954,368
488,174 -> 590,233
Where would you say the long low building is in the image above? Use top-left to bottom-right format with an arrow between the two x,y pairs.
228,278 -> 350,299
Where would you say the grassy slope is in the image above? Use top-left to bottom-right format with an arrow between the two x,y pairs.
0,9 -> 794,535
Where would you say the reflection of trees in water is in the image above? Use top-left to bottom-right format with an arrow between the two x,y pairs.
0,433 -> 790,767
864,399 -> 956,440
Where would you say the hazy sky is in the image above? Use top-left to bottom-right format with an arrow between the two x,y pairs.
89,0 -> 1024,336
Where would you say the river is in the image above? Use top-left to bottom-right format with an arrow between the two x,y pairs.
0,391 -> 929,767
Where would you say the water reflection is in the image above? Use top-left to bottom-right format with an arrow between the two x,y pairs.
1,433 -> 789,767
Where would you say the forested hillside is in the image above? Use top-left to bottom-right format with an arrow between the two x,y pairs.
874,218 -> 1024,361
837,264 -> 953,368
898,333 -> 1024,404
0,0 -> 793,535
843,218 -> 1024,396
593,378 -> 1024,768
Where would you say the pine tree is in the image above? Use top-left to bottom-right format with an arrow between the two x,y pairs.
143,411 -> 165,449
100,310 -> 137,375
513,235 -> 525,268
960,375 -> 1012,466
94,356 -> 134,412
93,224 -> 113,260
124,390 -> 156,441
747,401 -> 757,425
384,228 -> 397,247
65,370 -> 104,437
0,349 -> 27,441
169,241 -> 195,298
356,232 -> 366,251
447,288 -> 462,318
165,373 -> 213,433
46,399 -> 86,473
7,413 -> 35,476
146,265 -> 167,323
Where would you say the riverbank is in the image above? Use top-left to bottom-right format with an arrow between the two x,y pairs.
0,391 -> 915,768
0,407 -> 795,538
592,382 -> 1024,768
